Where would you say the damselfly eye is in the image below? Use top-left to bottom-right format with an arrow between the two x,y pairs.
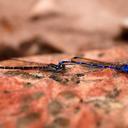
56,64 -> 65,72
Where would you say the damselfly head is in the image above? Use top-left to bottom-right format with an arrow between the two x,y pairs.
43,64 -> 58,72
56,63 -> 65,72
43,63 -> 65,72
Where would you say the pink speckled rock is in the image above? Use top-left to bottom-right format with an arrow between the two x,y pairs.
0,47 -> 128,128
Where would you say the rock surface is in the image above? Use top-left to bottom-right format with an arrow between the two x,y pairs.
0,47 -> 128,128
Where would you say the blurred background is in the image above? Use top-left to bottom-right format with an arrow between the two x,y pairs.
0,0 -> 128,60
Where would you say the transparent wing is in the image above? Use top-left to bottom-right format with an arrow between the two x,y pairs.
71,57 -> 116,68
0,58 -> 48,67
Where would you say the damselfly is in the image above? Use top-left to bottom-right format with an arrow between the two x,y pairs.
0,57 -> 128,73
